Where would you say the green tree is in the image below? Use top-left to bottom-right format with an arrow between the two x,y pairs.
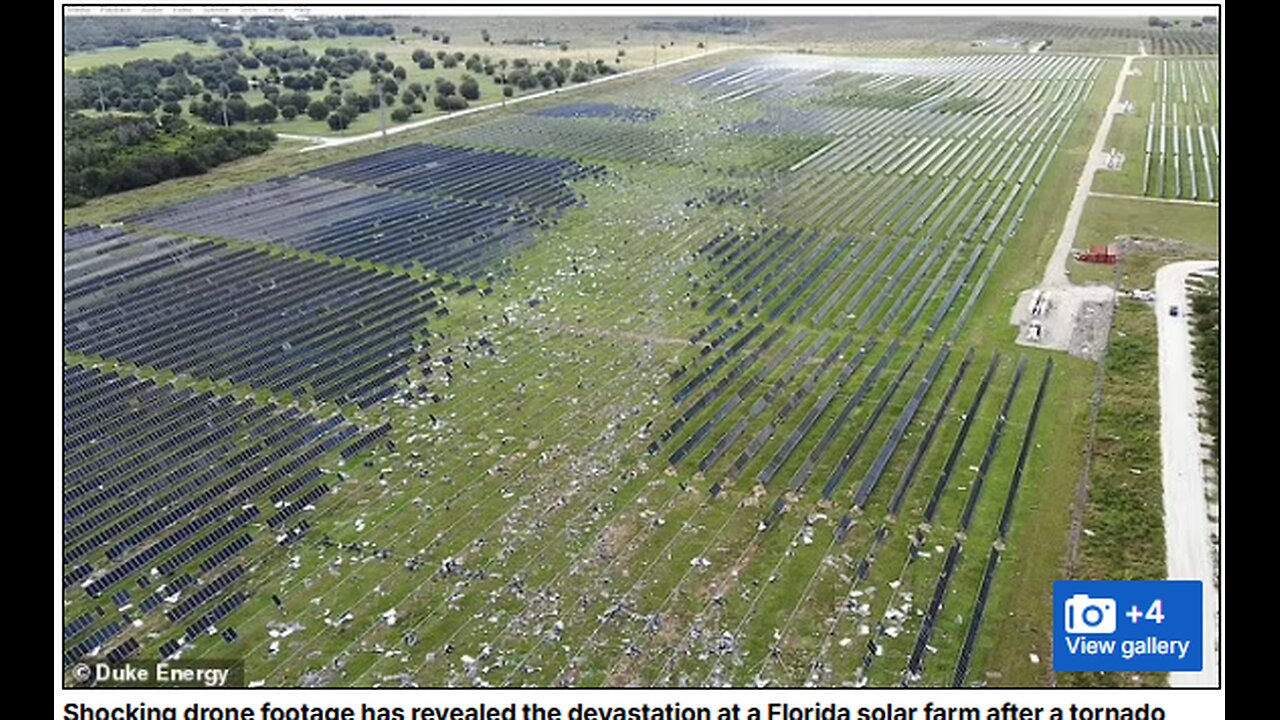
434,93 -> 468,111
250,102 -> 278,123
281,90 -> 312,112
225,97 -> 249,122
307,100 -> 329,120
459,76 -> 480,100
159,114 -> 188,133
327,112 -> 349,130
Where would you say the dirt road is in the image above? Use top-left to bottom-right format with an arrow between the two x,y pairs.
1155,259 -> 1219,687
1041,53 -> 1138,288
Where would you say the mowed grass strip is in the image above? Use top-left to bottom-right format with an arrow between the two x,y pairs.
1060,299 -> 1167,689
1069,195 -> 1219,287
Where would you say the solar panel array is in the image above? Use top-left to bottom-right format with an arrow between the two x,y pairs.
126,144 -> 599,277
64,237 -> 436,408
61,363 -> 362,666
975,19 -> 1219,55
305,143 -> 600,209
532,102 -> 662,122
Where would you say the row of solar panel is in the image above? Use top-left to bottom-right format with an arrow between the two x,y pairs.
65,242 -> 433,408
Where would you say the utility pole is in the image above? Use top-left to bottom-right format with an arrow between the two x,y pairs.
372,75 -> 386,139
378,83 -> 386,139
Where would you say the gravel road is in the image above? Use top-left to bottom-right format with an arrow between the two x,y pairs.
1155,259 -> 1219,687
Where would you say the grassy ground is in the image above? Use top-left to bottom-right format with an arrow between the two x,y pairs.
1074,299 -> 1165,583
1068,194 -> 1219,286
62,38 -> 222,70
1059,297 -> 1168,689
1092,59 -> 1153,196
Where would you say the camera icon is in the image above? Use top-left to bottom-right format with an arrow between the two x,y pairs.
1064,594 -> 1117,634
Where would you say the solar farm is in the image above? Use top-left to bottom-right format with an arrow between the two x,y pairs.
61,19 -> 1217,689
1132,59 -> 1220,201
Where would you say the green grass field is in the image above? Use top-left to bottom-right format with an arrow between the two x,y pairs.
1069,194 -> 1219,286
62,38 -> 222,70
1058,297 -> 1168,690
1091,59 -> 1154,196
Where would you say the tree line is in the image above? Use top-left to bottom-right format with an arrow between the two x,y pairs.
64,16 -> 394,53
1188,281 -> 1220,463
66,42 -> 625,134
64,112 -> 276,206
